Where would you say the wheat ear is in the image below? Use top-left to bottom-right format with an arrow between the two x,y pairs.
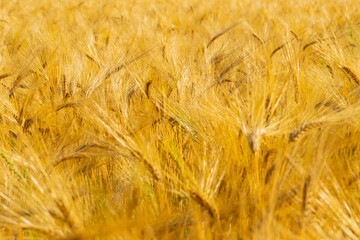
289,121 -> 325,142
189,190 -> 219,220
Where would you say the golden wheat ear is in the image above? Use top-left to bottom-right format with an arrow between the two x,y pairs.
289,121 -> 325,142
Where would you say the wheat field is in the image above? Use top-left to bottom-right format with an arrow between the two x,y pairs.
0,0 -> 360,239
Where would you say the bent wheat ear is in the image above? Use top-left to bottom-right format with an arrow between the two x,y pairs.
56,102 -> 80,112
276,187 -> 298,209
270,44 -> 285,59
348,172 -> 360,187
340,66 -> 360,85
302,176 -> 311,215
265,164 -> 276,185
104,48 -> 154,80
246,131 -> 260,153
314,101 -> 343,112
251,33 -> 264,45
145,81 -> 152,98
189,190 -> 219,220
206,22 -> 239,49
289,121 -> 325,142
0,73 -> 10,80
9,75 -> 24,98
303,41 -> 317,50
290,30 -> 299,41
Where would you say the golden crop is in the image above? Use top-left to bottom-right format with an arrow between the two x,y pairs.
0,0 -> 360,239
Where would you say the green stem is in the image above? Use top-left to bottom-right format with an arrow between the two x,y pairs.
0,151 -> 25,181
